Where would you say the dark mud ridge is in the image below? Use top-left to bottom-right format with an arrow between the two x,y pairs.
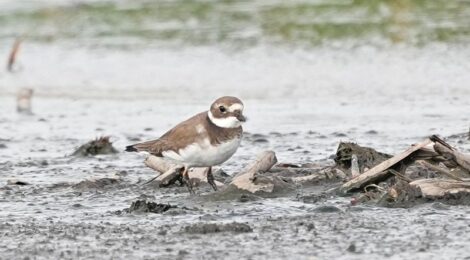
117,200 -> 177,214
183,222 -> 253,234
72,136 -> 118,156
73,177 -> 121,190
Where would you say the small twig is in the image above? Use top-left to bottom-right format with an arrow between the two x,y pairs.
418,160 -> 463,182
141,175 -> 160,186
389,169 -> 412,183
430,135 -> 455,151
276,163 -> 300,168
364,184 -> 385,193
351,154 -> 360,178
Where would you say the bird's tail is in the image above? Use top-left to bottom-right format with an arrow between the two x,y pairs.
125,140 -> 158,153
125,145 -> 138,152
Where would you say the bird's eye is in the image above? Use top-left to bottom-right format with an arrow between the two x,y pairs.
219,106 -> 226,113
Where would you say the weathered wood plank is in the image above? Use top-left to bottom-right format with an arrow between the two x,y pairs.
340,139 -> 432,193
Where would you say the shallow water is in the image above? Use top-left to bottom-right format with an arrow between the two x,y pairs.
1,0 -> 470,259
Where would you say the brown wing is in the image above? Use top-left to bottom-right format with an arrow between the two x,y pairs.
125,112 -> 206,156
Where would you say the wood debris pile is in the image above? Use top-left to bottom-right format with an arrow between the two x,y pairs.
143,134 -> 470,206
339,135 -> 470,206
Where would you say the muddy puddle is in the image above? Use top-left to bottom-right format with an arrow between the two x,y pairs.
0,96 -> 469,259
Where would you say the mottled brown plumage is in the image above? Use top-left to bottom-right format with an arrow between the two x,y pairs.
127,111 -> 242,156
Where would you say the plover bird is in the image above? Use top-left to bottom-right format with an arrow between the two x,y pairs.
126,96 -> 246,193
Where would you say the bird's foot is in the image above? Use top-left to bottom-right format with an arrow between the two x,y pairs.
207,167 -> 218,191
183,174 -> 196,195
180,166 -> 196,195
185,181 -> 196,195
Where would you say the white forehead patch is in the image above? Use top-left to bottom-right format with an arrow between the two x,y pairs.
208,111 -> 242,128
228,103 -> 244,112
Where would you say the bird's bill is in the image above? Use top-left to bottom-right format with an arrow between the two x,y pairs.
236,114 -> 246,122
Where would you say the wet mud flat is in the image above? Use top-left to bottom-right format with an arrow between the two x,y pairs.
2,174 -> 470,260
1,97 -> 470,259
1,174 -> 470,260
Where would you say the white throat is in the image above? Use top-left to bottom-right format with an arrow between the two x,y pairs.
208,111 -> 241,128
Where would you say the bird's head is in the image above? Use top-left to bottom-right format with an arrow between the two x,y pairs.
208,96 -> 246,128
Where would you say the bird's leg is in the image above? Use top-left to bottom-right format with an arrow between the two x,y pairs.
207,166 -> 218,191
177,173 -> 184,186
182,166 -> 195,195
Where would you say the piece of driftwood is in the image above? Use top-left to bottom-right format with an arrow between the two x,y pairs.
417,161 -> 463,181
228,151 -> 281,193
142,156 -> 174,186
154,166 -> 183,187
291,168 -> 347,185
340,138 -> 432,194
409,179 -> 470,199
232,151 -> 278,179
431,135 -> 470,173
144,155 -> 224,187
144,156 -> 172,174
291,174 -> 322,184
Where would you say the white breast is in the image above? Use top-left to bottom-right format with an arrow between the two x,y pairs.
162,137 -> 241,167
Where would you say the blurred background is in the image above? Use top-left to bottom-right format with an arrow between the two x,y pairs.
1,0 -> 470,99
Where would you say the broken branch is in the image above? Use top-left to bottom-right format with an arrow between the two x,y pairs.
228,151 -> 278,193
